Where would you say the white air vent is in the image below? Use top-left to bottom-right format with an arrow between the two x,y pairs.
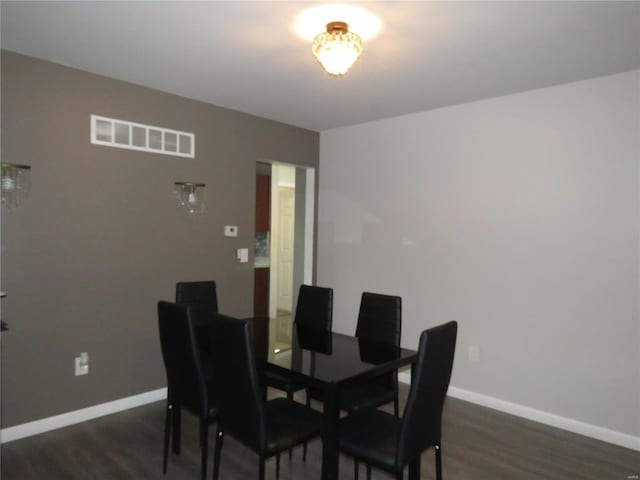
90,115 -> 195,158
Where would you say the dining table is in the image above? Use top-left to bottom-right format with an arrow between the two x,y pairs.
251,317 -> 418,480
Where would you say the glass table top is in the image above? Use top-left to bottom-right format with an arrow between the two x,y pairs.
251,317 -> 417,387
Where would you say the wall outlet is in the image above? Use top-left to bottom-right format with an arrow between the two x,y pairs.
469,345 -> 481,363
75,352 -> 89,376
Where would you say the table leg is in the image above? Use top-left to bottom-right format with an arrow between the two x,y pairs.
408,456 -> 421,480
321,383 -> 339,480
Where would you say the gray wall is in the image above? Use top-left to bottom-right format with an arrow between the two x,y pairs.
0,51 -> 319,427
317,70 -> 640,437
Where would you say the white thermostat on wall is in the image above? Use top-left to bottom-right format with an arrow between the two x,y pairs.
224,225 -> 238,237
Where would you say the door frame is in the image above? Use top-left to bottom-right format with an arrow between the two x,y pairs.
254,160 -> 315,319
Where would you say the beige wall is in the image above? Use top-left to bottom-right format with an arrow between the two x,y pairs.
0,51 -> 319,427
318,70 -> 640,438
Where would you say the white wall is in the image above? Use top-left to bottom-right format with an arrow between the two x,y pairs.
317,71 -> 640,439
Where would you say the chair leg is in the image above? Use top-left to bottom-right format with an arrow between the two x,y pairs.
302,392 -> 310,461
366,463 -> 372,480
200,420 -> 208,480
408,456 -> 421,480
259,455 -> 265,480
200,417 -> 207,446
287,388 -> 293,459
286,391 -> 293,460
395,372 -> 401,418
213,428 -> 223,480
276,453 -> 281,480
435,444 -> 442,480
172,404 -> 181,454
162,403 -> 172,474
354,459 -> 359,480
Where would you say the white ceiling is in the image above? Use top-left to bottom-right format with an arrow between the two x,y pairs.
2,1 -> 639,132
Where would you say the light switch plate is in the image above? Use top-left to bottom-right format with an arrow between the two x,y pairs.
237,248 -> 249,263
75,353 -> 89,376
224,225 -> 238,237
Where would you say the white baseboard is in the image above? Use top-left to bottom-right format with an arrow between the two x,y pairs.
4,378 -> 640,453
398,372 -> 639,452
0,388 -> 167,444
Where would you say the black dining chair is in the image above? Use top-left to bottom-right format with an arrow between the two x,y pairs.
264,284 -> 333,460
339,321 -> 458,480
175,280 -> 219,361
266,284 -> 334,402
210,314 -> 323,480
175,280 -> 219,311
338,292 -> 402,416
157,301 -> 218,480
294,284 -> 334,330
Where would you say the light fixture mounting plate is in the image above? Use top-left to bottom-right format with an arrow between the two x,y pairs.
326,21 -> 349,34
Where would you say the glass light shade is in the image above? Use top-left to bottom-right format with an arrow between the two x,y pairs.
1,163 -> 31,210
174,182 -> 205,215
312,22 -> 363,76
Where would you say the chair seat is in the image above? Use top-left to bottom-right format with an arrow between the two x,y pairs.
177,397 -> 218,422
306,381 -> 395,412
339,382 -> 396,412
339,408 -> 401,471
264,398 -> 323,455
263,370 -> 305,395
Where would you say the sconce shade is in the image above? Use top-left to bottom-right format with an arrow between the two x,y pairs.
174,182 -> 206,215
1,163 -> 31,209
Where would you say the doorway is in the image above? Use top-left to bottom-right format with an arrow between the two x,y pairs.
274,185 -> 295,313
253,161 -> 315,323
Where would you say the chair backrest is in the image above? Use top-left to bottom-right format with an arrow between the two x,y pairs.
157,301 -> 208,415
397,321 -> 458,467
175,281 -> 218,312
210,314 -> 266,452
355,292 -> 402,346
294,284 -> 333,331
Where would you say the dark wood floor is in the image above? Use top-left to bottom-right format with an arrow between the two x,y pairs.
2,386 -> 638,479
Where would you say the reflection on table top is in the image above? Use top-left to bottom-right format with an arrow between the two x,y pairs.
251,317 -> 417,387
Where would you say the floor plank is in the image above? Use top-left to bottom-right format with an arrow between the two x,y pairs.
1,386 -> 638,479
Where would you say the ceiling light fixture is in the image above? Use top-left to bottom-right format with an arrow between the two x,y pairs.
312,21 -> 363,76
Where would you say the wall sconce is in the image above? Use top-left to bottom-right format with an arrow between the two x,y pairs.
174,182 -> 205,215
1,163 -> 32,210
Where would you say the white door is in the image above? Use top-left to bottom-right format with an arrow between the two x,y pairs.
276,186 -> 295,311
